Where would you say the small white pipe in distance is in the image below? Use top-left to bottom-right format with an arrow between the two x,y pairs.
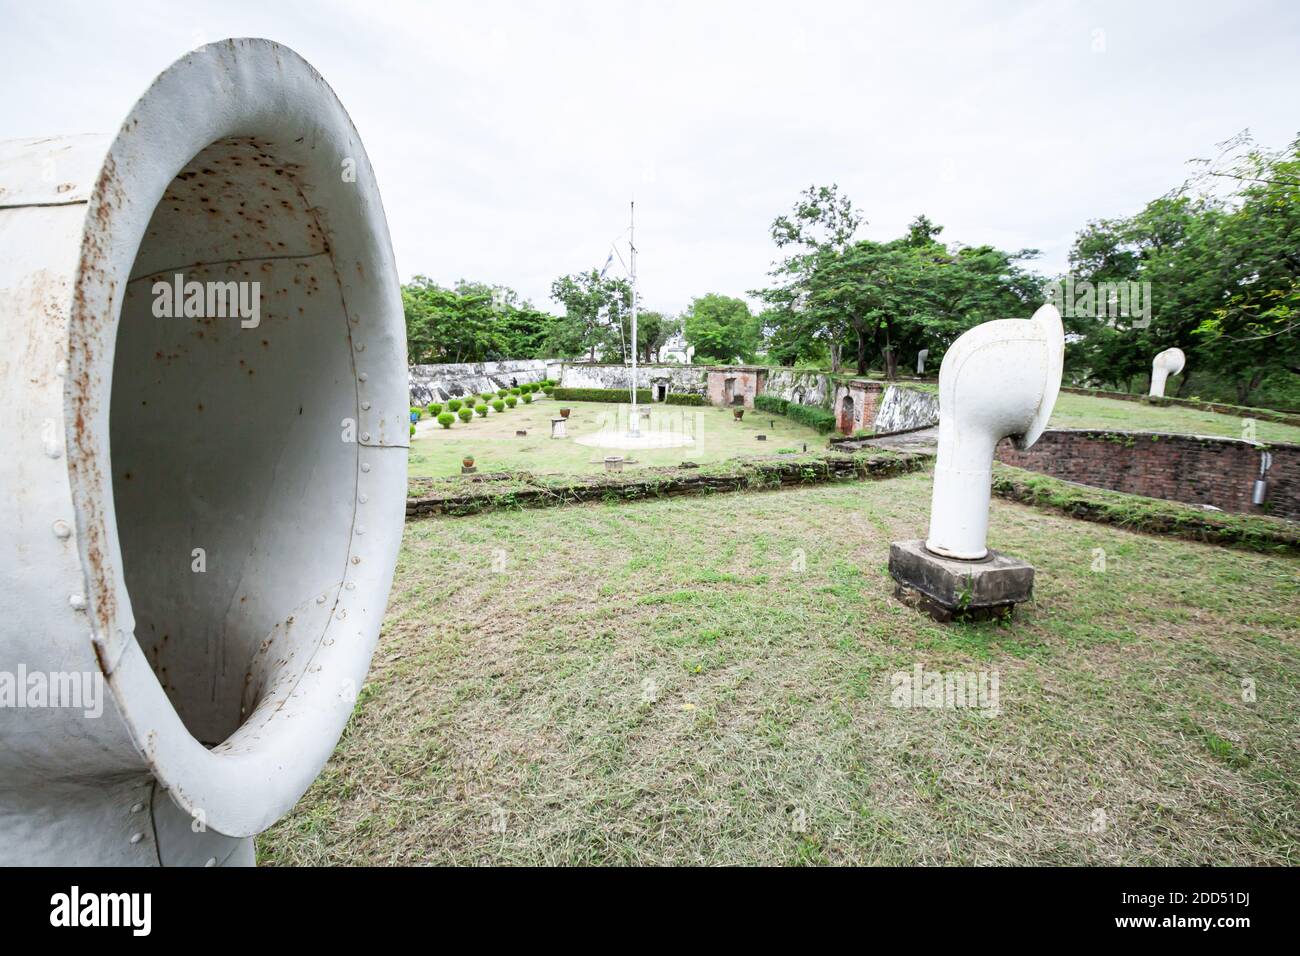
1149,347 -> 1186,397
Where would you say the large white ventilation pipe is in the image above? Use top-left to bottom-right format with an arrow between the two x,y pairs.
0,40 -> 407,865
1149,347 -> 1186,397
925,304 -> 1064,560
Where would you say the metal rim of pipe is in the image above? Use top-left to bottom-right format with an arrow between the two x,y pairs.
0,39 -> 407,863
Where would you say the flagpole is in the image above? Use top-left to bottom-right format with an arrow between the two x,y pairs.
628,199 -> 639,437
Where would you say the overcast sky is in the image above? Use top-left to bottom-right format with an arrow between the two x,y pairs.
2,0 -> 1297,315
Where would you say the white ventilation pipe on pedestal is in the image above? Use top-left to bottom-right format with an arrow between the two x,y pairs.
925,304 -> 1064,560
0,40 -> 407,865
1149,347 -> 1186,397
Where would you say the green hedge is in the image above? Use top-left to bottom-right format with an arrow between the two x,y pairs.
551,387 -> 654,404
787,403 -> 836,433
755,393 -> 835,433
664,393 -> 707,406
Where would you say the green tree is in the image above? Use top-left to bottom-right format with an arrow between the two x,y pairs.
1064,197 -> 1215,392
609,309 -> 677,363
1192,134 -> 1300,403
682,294 -> 760,363
762,206 -> 1042,377
757,184 -> 863,371
1061,133 -> 1300,404
401,277 -> 556,364
547,270 -> 633,361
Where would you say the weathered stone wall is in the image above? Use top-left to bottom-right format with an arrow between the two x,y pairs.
558,362 -> 707,397
994,429 -> 1299,519
763,369 -> 834,407
874,385 -> 940,433
557,358 -> 936,431
409,359 -> 551,405
559,362 -> 849,409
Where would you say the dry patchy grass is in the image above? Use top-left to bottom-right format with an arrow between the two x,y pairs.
261,472 -> 1300,865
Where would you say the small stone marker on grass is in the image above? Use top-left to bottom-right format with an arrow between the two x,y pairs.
551,418 -> 567,439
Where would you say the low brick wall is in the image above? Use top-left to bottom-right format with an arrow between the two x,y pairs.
994,429 -> 1299,521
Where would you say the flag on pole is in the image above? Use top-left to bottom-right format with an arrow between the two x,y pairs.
599,250 -> 614,278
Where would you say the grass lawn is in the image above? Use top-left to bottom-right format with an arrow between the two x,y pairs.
260,470 -> 1300,865
408,397 -> 828,478
1050,392 -> 1300,444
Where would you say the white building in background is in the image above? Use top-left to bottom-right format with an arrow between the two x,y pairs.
659,328 -> 694,364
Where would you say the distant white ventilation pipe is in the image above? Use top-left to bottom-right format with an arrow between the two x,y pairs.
925,304 -> 1065,560
1149,347 -> 1186,397
0,40 -> 407,865
916,349 -> 929,375
1253,451 -> 1273,506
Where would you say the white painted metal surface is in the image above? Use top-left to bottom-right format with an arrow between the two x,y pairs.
925,304 -> 1064,560
1149,347 -> 1186,397
0,40 -> 406,865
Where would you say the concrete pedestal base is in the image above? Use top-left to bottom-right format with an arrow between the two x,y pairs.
888,539 -> 1034,622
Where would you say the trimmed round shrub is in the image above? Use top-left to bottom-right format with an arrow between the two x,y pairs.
497,388 -> 508,398
447,398 -> 463,413
492,399 -> 506,413
458,407 -> 473,422
541,385 -> 552,395
505,395 -> 518,407
521,392 -> 533,404
409,423 -> 417,437
475,403 -> 489,417
509,387 -> 521,396
426,402 -> 442,417
437,412 -> 455,429
479,393 -> 493,403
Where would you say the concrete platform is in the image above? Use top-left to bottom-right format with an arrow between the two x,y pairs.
889,538 -> 1034,622
574,429 -> 695,450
